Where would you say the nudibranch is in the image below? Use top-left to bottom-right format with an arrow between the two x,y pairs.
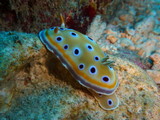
38,14 -> 119,110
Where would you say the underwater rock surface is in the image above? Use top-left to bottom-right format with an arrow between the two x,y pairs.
0,31 -> 42,81
0,31 -> 42,113
0,32 -> 159,119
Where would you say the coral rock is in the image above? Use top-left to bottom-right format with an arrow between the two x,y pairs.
119,38 -> 134,48
147,70 -> 160,84
137,39 -> 157,57
150,53 -> 160,70
156,42 -> 160,49
120,33 -> 132,40
135,16 -> 155,36
126,27 -> 135,36
87,15 -> 106,41
127,45 -> 136,51
148,32 -> 160,41
0,86 -> 15,113
119,14 -> 134,23
152,27 -> 160,35
150,53 -> 160,64
106,35 -> 118,44
131,33 -> 142,44
0,31 -> 42,114
0,31 -> 42,81
156,49 -> 160,54
105,29 -> 120,38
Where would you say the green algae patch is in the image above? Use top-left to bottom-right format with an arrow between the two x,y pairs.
0,31 -> 42,81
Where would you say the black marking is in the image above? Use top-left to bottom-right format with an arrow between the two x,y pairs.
59,27 -> 65,30
71,32 -> 76,36
78,63 -> 85,70
88,45 -> 92,49
94,56 -> 100,61
56,36 -> 63,42
86,44 -> 93,51
73,48 -> 80,56
70,32 -> 78,37
107,99 -> 113,106
89,66 -> 97,74
102,76 -> 110,83
91,67 -> 95,73
50,27 -> 55,30
87,36 -> 93,41
64,44 -> 69,50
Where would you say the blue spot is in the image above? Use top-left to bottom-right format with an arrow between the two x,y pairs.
94,56 -> 100,61
86,44 -> 94,51
78,63 -> 85,70
63,44 -> 69,50
55,36 -> 63,42
70,32 -> 78,37
108,66 -> 113,71
50,27 -> 55,30
59,27 -> 65,31
107,99 -> 113,106
85,35 -> 94,41
89,66 -> 97,74
102,76 -> 110,83
73,48 -> 81,56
